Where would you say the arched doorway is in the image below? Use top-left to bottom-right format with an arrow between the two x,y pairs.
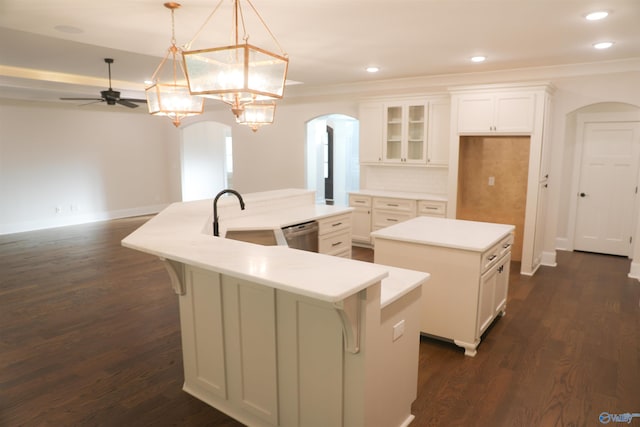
564,103 -> 640,257
305,114 -> 359,206
180,121 -> 233,201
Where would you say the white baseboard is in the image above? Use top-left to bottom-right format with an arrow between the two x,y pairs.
0,204 -> 168,235
541,250 -> 557,267
555,237 -> 570,251
628,261 -> 640,282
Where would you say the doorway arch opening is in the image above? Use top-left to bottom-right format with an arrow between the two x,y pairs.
562,102 -> 640,258
305,114 -> 359,206
180,121 -> 233,202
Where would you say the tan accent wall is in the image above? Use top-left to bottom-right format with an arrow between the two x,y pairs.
457,136 -> 530,261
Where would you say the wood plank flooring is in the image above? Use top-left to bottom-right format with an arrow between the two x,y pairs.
2,217 -> 639,426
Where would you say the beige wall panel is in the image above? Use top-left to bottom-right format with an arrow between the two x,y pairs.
457,136 -> 530,261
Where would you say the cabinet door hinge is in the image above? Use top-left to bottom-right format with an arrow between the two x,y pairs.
631,236 -> 633,244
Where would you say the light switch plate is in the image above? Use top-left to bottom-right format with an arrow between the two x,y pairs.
392,319 -> 405,341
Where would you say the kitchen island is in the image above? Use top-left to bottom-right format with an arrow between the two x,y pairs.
122,189 -> 430,427
372,216 -> 514,357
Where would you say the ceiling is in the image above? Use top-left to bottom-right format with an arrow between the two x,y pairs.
0,0 -> 639,106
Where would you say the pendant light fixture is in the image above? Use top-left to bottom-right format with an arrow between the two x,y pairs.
146,2 -> 204,127
235,101 -> 276,132
182,0 -> 288,125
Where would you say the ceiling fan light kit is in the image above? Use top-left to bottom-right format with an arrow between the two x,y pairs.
146,2 -> 204,127
181,0 -> 289,129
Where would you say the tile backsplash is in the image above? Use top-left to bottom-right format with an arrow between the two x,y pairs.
361,165 -> 448,194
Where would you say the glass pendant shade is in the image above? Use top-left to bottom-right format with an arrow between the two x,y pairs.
182,0 -> 288,122
236,102 -> 276,132
146,80 -> 204,127
146,2 -> 204,127
183,44 -> 287,116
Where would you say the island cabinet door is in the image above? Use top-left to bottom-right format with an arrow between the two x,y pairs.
477,261 -> 499,337
476,252 -> 511,338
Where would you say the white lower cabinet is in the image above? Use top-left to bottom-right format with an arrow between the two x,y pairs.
349,193 -> 447,244
477,252 -> 511,337
417,200 -> 446,218
349,194 -> 372,244
372,197 -> 416,231
318,212 -> 352,257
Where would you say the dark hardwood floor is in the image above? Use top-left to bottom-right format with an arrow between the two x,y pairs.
1,217 -> 639,426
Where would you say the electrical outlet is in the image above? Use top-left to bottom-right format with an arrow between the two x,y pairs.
488,176 -> 495,186
392,319 -> 405,341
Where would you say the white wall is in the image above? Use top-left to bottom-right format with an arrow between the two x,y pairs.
2,62 -> 640,271
181,121 -> 230,201
0,101 -> 180,234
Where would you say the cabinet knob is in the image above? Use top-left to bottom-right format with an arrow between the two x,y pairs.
579,192 -> 587,198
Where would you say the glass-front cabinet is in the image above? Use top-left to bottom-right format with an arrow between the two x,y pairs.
383,102 -> 428,164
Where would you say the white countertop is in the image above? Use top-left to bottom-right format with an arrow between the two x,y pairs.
122,190 -> 429,304
371,216 -> 515,252
350,189 -> 447,202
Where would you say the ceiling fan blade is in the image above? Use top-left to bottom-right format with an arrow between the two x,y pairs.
116,99 -> 139,108
79,100 -> 105,107
60,97 -> 103,101
121,98 -> 147,103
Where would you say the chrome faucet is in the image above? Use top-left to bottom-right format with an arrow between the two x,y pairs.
213,189 -> 245,237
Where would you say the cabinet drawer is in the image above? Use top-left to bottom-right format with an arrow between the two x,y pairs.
372,210 -> 414,230
373,197 -> 416,212
318,213 -> 351,236
481,233 -> 514,273
417,200 -> 446,217
319,229 -> 351,255
349,194 -> 371,208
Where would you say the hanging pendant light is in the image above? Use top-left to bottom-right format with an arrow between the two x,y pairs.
236,101 -> 276,132
182,0 -> 288,124
146,2 -> 204,127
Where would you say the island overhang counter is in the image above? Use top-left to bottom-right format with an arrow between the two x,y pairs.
121,189 -> 430,427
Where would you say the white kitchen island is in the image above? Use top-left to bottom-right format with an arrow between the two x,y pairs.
122,189 -> 430,427
372,216 -> 514,357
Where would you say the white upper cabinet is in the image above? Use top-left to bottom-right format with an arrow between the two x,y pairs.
427,99 -> 451,166
456,92 -> 535,134
358,102 -> 384,163
383,102 -> 428,164
359,97 -> 450,166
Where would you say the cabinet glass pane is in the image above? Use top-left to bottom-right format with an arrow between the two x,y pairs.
386,140 -> 402,160
407,105 -> 424,160
407,141 -> 424,160
386,105 -> 402,160
387,106 -> 402,124
408,105 -> 424,123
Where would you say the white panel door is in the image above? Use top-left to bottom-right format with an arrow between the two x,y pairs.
574,121 -> 640,256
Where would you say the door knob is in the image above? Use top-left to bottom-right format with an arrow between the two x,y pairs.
579,192 -> 587,197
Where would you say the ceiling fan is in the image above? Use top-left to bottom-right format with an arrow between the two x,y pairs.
60,58 -> 147,108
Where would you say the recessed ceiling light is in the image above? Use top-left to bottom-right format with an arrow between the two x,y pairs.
585,11 -> 609,21
366,66 -> 380,73
593,41 -> 614,49
144,80 -> 154,85
471,56 -> 486,63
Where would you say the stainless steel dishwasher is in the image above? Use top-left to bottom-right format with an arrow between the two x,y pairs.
281,221 -> 319,252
